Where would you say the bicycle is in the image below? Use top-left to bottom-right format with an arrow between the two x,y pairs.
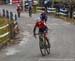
36,32 -> 50,56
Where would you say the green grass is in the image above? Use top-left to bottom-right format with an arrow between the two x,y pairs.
0,27 -> 9,35
0,17 -> 5,27
0,34 -> 9,43
0,17 -> 10,43
0,29 -> 5,35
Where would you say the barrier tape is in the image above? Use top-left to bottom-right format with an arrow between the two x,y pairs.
47,8 -> 56,10
47,8 -> 56,13
0,24 -> 9,29
58,12 -> 67,16
47,11 -> 56,13
0,32 -> 9,38
56,8 -> 68,16
14,25 -> 18,30
36,7 -> 68,16
60,9 -> 67,12
37,7 -> 45,9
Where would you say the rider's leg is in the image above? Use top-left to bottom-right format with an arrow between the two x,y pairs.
45,32 -> 50,48
18,12 -> 20,17
45,32 -> 49,41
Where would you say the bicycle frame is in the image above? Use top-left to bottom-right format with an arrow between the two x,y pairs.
39,33 -> 47,48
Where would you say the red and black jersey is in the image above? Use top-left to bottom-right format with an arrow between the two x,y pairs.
17,6 -> 22,11
34,21 -> 46,29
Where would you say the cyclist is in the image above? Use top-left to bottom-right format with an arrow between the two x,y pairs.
40,10 -> 48,22
33,17 -> 49,43
16,4 -> 22,17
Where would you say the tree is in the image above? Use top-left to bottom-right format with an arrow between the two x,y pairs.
67,0 -> 75,18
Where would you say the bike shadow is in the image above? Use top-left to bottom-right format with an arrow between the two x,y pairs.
28,51 -> 59,59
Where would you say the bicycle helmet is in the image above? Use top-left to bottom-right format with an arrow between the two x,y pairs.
17,4 -> 20,7
41,10 -> 45,14
35,17 -> 41,22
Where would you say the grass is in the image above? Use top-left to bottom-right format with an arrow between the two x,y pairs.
0,34 -> 9,43
0,16 -> 9,26
0,27 -> 9,35
0,17 -> 5,27
65,18 -> 75,23
0,17 -> 9,43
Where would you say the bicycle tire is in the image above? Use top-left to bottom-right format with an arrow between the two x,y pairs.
45,40 -> 50,54
39,38 -> 46,56
39,33 -> 50,56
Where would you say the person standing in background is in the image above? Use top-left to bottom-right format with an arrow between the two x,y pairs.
28,0 -> 33,17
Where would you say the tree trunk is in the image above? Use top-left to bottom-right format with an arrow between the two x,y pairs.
70,5 -> 73,18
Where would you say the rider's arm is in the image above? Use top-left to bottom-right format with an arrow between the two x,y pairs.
33,27 -> 36,35
33,22 -> 39,35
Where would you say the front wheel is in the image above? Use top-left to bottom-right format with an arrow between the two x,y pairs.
39,38 -> 46,56
39,38 -> 50,56
46,40 -> 50,54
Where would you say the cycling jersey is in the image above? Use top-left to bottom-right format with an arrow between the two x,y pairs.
35,21 -> 46,29
34,21 -> 48,34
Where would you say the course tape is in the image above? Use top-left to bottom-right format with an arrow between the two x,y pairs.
0,32 -> 9,38
0,24 -> 9,29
